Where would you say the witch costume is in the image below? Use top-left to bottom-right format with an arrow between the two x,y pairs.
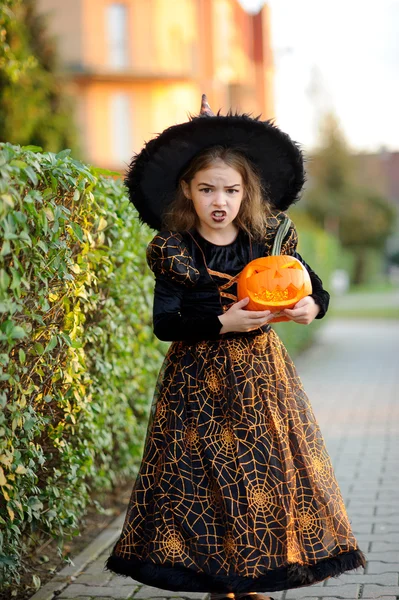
104,96 -> 366,593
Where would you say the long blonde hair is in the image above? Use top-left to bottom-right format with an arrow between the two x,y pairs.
162,146 -> 271,240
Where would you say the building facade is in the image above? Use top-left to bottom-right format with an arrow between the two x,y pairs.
37,0 -> 274,170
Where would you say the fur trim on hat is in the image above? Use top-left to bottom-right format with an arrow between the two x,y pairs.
125,112 -> 306,231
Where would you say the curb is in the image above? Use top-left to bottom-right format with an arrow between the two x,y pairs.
29,513 -> 125,600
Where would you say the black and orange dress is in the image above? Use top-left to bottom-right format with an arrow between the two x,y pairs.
105,212 -> 366,593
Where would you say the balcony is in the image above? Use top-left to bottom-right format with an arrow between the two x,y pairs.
65,63 -> 194,84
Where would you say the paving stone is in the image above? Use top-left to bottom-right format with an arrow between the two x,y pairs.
362,597 -> 396,600
60,598 -> 118,600
76,572 -> 114,585
375,508 -> 399,516
378,493 -> 399,502
365,552 -> 399,562
354,516 -> 399,525
355,533 -> 399,543
346,493 -> 378,501
348,500 -> 398,508
283,584 -> 325,599
325,573 -> 397,585
286,584 -> 359,598
352,523 -> 374,534
347,507 -> 377,517
58,597 -> 116,600
57,583 -> 136,598
371,542 -> 399,552
366,561 -> 399,574
282,597 -> 318,600
109,574 -> 144,586
373,524 -> 399,534
361,586 -> 399,598
82,559 -> 109,575
131,588 -> 206,599
26,580 -> 69,600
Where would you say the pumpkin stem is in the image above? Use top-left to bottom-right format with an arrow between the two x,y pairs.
271,216 -> 292,256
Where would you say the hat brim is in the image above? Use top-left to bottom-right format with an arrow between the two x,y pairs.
125,114 -> 305,230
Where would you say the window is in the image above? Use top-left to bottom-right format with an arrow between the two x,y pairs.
110,93 -> 131,164
106,3 -> 128,69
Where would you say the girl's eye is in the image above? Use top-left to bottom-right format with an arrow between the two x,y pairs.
198,188 -> 238,194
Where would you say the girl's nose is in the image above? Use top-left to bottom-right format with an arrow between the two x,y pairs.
213,192 -> 227,206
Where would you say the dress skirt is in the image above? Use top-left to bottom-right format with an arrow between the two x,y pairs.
104,327 -> 365,592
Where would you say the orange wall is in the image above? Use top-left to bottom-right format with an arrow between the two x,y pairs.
36,0 -> 275,169
81,0 -> 197,74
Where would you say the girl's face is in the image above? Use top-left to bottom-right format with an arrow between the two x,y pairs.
181,159 -> 244,234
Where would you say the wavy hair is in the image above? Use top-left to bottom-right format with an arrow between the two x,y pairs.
162,146 -> 271,240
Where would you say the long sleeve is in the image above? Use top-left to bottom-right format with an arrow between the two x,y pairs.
153,274 -> 223,342
292,251 -> 330,319
147,230 -> 223,342
280,220 -> 330,319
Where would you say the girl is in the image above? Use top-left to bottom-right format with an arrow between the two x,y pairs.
105,96 -> 366,599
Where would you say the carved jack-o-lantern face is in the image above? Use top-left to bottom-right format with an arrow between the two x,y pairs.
237,255 -> 312,323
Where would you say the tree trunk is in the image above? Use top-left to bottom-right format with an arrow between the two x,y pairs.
352,248 -> 367,285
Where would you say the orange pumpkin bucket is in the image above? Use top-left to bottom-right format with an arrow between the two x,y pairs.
237,218 -> 312,323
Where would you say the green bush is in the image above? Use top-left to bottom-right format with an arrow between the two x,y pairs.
0,143 -> 164,589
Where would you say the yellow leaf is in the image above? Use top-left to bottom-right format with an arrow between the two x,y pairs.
15,464 -> 27,474
74,286 -> 87,299
7,506 -> 14,521
0,452 -> 14,467
70,264 -> 81,274
44,207 -> 54,222
97,217 -> 107,231
3,489 -> 10,501
1,194 -> 14,208
18,396 -> 27,409
0,466 -> 7,486
86,230 -> 95,246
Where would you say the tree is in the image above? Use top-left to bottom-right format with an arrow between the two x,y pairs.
304,112 -> 396,284
0,0 -> 77,152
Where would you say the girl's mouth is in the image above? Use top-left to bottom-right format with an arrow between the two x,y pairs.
211,211 -> 226,222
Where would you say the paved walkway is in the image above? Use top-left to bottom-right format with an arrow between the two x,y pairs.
31,318 -> 399,600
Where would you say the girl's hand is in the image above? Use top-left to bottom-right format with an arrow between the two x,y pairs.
282,296 -> 320,324
218,297 -> 273,334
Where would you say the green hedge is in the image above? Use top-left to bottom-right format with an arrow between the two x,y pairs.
0,143 -> 164,589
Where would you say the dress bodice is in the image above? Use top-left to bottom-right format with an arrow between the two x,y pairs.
189,228 -> 254,277
146,221 -> 330,343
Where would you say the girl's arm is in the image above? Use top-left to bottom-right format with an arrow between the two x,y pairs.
292,251 -> 330,319
147,231 -> 222,342
152,274 -> 223,342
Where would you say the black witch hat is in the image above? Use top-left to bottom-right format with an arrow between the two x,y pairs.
125,94 -> 305,230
